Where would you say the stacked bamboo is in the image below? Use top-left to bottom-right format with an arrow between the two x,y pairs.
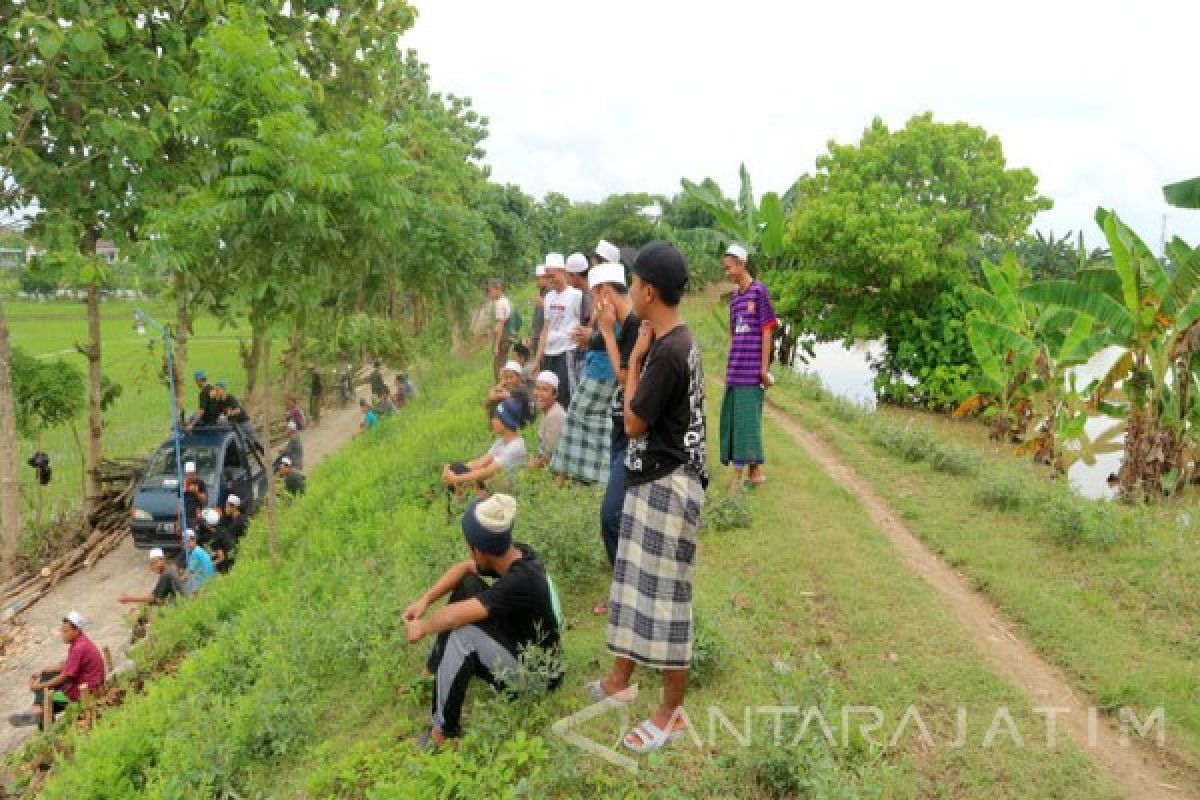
1,458 -> 144,620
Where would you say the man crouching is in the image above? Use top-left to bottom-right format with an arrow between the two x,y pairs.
402,493 -> 562,749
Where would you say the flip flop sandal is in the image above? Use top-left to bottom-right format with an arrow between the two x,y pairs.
591,602 -> 608,616
622,719 -> 684,754
7,711 -> 39,728
584,680 -> 633,704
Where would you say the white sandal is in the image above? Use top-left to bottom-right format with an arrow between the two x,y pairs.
622,719 -> 684,753
584,680 -> 633,704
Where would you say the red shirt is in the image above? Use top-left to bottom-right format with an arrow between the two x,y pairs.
61,633 -> 105,701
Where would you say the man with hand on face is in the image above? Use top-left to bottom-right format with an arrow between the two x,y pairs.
403,494 -> 562,750
532,253 -> 581,410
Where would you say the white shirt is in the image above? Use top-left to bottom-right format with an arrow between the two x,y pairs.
543,287 -> 582,356
493,295 -> 511,325
488,436 -> 528,472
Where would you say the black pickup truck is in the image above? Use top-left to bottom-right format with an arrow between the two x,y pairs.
130,426 -> 267,552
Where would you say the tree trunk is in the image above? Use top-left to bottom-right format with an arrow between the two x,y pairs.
242,325 -> 266,410
84,283 -> 103,514
284,321 -> 302,401
0,298 -> 23,579
173,270 -> 189,419
261,336 -> 277,564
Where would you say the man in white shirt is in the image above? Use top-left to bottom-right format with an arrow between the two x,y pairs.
488,279 -> 513,380
533,253 -> 582,409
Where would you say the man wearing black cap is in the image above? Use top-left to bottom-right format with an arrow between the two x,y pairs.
588,240 -> 709,755
441,398 -> 528,492
403,494 -> 562,749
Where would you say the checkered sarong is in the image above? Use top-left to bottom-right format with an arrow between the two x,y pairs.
606,468 -> 706,669
549,377 -> 613,484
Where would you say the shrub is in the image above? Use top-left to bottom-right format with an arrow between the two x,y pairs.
702,492 -> 753,534
973,475 -> 1028,511
689,612 -> 726,688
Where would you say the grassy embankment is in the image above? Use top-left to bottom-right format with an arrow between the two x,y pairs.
17,296 -> 1127,798
768,361 -> 1200,781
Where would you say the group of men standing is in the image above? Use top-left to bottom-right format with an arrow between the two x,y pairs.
410,238 -> 779,753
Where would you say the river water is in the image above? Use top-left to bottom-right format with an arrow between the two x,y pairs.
794,341 -> 1123,499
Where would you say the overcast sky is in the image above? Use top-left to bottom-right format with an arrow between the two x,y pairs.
404,0 -> 1199,250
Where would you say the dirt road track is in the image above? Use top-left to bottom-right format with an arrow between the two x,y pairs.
765,403 -> 1197,800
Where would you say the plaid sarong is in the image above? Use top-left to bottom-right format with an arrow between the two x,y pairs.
550,377 -> 613,484
606,468 -> 705,669
719,385 -> 765,466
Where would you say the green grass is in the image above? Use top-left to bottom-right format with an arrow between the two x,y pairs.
14,297 -> 1132,798
768,365 -> 1200,781
7,299 -> 258,557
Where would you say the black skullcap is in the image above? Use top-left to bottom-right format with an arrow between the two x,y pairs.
632,241 -> 688,296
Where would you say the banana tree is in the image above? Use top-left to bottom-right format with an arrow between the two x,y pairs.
1164,177 -> 1200,210
961,253 -> 1110,468
1021,209 -> 1200,498
679,164 -> 799,267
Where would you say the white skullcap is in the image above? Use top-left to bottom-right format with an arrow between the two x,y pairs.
203,508 -> 220,526
543,252 -> 565,269
280,456 -> 292,466
226,494 -> 241,507
287,420 -> 297,431
588,262 -> 626,289
565,252 -> 589,274
475,493 -> 517,533
536,371 -> 559,390
725,243 -> 749,262
502,360 -> 522,375
64,610 -> 85,629
594,240 -> 621,264
184,528 -> 197,540
184,461 -> 196,472
148,547 -> 165,560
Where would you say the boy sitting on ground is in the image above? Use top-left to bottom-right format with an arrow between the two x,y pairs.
442,398 -> 528,494
484,360 -> 533,427
403,493 -> 562,749
531,371 -> 565,469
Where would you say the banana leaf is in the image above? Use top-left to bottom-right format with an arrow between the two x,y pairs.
1161,236 -> 1200,317
1164,176 -> 1200,209
1021,281 -> 1136,340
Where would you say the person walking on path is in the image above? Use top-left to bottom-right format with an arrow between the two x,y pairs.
489,279 -> 514,380
308,365 -> 323,427
370,360 -> 388,400
532,253 -> 582,410
718,244 -> 778,491
587,241 -> 708,754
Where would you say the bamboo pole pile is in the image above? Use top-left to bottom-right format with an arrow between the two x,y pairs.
1,458 -> 144,620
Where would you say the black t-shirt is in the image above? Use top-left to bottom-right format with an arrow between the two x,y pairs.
222,394 -> 248,426
197,385 -> 221,425
370,369 -> 387,397
283,471 -> 306,495
624,325 -> 709,488
195,521 -> 218,550
220,514 -> 247,540
210,527 -> 236,573
183,477 -> 207,522
476,543 -> 561,656
310,371 -> 322,396
152,570 -> 182,603
609,311 -> 640,449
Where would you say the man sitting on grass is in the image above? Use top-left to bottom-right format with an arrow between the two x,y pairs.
8,611 -> 105,729
441,398 -> 527,494
403,493 -> 562,749
531,371 -> 565,469
484,360 -> 533,427
119,548 -> 182,608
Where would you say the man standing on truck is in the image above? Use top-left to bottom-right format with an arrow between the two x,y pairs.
186,370 -> 221,431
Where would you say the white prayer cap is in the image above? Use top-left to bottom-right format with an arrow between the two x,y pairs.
725,243 -> 749,262
594,239 -> 621,264
565,252 -> 589,274
588,262 -> 626,290
502,360 -> 522,375
535,263 -> 547,278
184,461 -> 196,473
148,548 -> 165,561
226,494 -> 241,507
543,252 -> 565,269
64,610 -> 85,629
203,508 -> 220,526
280,456 -> 292,466
286,420 -> 297,431
536,371 -> 559,390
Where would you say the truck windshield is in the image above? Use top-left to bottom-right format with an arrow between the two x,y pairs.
145,445 -> 218,485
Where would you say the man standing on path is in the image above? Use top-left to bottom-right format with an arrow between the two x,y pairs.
8,611 -> 106,728
370,360 -> 388,400
489,279 -> 514,380
719,244 -> 778,490
588,241 -> 708,754
533,253 -> 582,410
309,364 -> 323,428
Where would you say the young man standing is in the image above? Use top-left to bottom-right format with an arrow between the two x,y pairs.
308,365 -> 323,428
403,493 -> 561,749
532,371 -> 566,468
8,611 -> 105,728
489,279 -> 513,380
589,240 -> 708,754
530,264 -> 549,356
591,261 -> 640,614
533,253 -> 581,410
719,244 -> 778,490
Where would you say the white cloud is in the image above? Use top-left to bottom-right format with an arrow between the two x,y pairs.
405,0 -> 1200,246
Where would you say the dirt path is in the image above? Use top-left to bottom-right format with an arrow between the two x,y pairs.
0,380 -> 384,755
763,404 -> 1195,800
